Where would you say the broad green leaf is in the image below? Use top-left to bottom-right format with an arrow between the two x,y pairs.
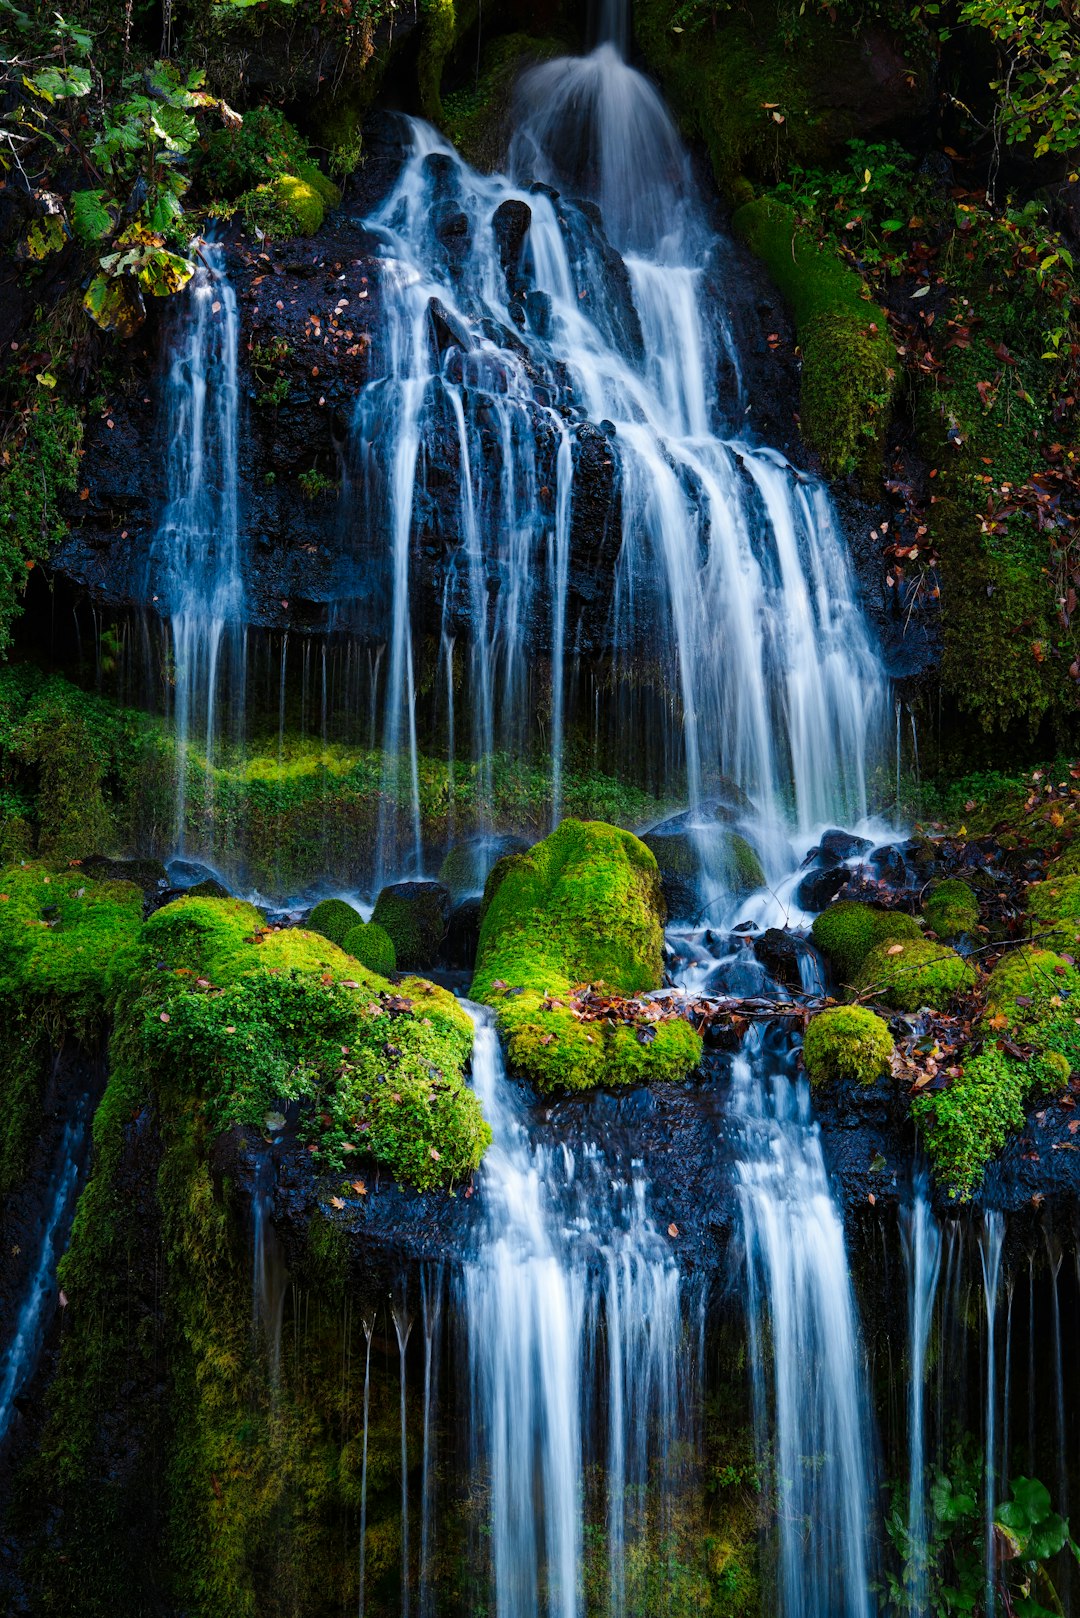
1027,1512 -> 1069,1561
23,214 -> 67,260
35,372 -> 56,388
1010,1477 -> 1053,1527
71,189 -> 113,243
136,248 -> 195,297
83,274 -> 145,337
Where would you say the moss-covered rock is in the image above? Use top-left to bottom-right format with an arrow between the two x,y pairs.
371,880 -> 451,970
811,899 -> 923,983
342,919 -> 396,976
802,1004 -> 893,1086
912,1045 -> 1034,1200
471,819 -> 702,1091
113,895 -> 487,1188
306,896 -> 363,948
0,861 -> 143,1192
1027,873 -> 1080,946
732,198 -> 895,480
235,169 -> 340,239
856,936 -> 976,1012
922,878 -> 980,939
442,32 -> 568,169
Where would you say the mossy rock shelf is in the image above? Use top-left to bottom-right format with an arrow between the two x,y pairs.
471,818 -> 702,1092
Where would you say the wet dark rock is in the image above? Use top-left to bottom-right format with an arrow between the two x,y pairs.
869,844 -> 908,884
82,854 -> 169,897
185,878 -> 232,900
422,152 -> 458,197
492,198 -> 531,300
427,296 -> 470,358
752,927 -> 807,989
443,897 -> 483,970
371,879 -> 452,970
796,864 -> 850,911
820,828 -> 873,861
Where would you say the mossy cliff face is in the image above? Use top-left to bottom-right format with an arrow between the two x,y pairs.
732,199 -> 896,482
472,818 -> 702,1091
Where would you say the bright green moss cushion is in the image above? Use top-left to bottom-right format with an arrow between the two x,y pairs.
471,819 -> 701,1092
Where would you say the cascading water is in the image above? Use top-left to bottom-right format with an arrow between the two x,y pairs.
731,1030 -> 875,1618
460,1003 -> 696,1618
0,1096 -> 89,1448
150,239 -> 245,846
350,18 -> 885,882
901,1174 -> 942,1615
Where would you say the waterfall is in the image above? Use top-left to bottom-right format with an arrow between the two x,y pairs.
251,1154 -> 288,1382
0,1097 -> 88,1447
349,35 -> 885,880
460,1003 -> 694,1618
900,1175 -> 942,1615
151,239 -> 244,848
733,1033 -> 874,1618
980,1211 -> 1004,1618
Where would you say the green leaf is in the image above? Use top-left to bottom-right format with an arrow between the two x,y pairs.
71,189 -> 113,243
83,274 -> 145,337
881,219 -> 905,232
1010,1478 -> 1053,1527
136,247 -> 195,297
1027,1512 -> 1069,1561
28,64 -> 91,100
22,214 -> 67,260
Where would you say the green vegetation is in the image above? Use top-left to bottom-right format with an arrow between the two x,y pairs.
371,883 -> 449,970
856,936 -> 976,1012
306,897 -> 363,948
443,33 -> 567,168
732,198 -> 895,480
0,861 -> 142,1193
343,920 -> 396,976
922,878 -> 980,939
472,819 -> 702,1091
0,398 -> 83,655
811,900 -> 923,984
802,1005 -> 893,1086
115,895 -> 487,1186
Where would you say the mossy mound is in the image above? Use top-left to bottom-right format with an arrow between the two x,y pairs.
985,947 -> 1080,1073
923,878 -> 980,939
199,106 -> 310,200
113,896 -> 487,1188
306,897 -> 363,948
371,881 -> 451,970
0,861 -> 144,1192
856,937 -> 976,1012
235,169 -> 340,239
471,819 -> 702,1091
811,900 -> 923,984
1026,874 -> 1080,946
731,198 -> 896,481
802,1005 -> 893,1086
343,920 -> 396,977
912,1046 -> 1037,1201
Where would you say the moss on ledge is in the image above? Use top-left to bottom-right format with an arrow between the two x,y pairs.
732,198 -> 895,480
855,936 -> 976,1012
811,899 -> 923,985
115,896 -> 487,1189
922,878 -> 980,939
803,1004 -> 893,1086
471,819 -> 702,1091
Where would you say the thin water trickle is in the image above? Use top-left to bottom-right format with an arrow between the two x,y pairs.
901,1174 -> 942,1616
980,1210 -> 1005,1618
151,240 -> 244,848
392,1293 -> 414,1617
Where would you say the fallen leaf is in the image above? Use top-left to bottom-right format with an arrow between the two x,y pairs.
667,1223 -> 679,1238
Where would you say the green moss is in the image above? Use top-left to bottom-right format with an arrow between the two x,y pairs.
803,1005 -> 893,1085
371,883 -> 449,970
732,198 -> 895,479
472,819 -> 702,1091
0,398 -> 83,655
726,832 -> 765,895
342,920 -> 396,976
1027,874 -> 1080,944
985,946 -> 1080,1072
418,0 -> 457,123
234,170 -> 338,239
306,896 -> 363,948
856,936 -> 976,1012
811,900 -> 923,984
0,861 -> 143,1193
923,878 -> 980,939
913,1045 -> 1033,1199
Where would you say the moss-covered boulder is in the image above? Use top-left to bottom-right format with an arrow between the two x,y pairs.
114,896 -> 488,1189
731,199 -> 895,481
235,167 -> 340,239
856,936 -> 976,1012
306,897 -> 363,948
802,1005 -> 893,1086
0,861 -> 144,1192
811,900 -> 923,984
922,878 -> 980,939
1026,874 -> 1080,947
371,880 -> 452,970
342,920 -> 396,977
471,819 -> 702,1091
438,835 -> 528,900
